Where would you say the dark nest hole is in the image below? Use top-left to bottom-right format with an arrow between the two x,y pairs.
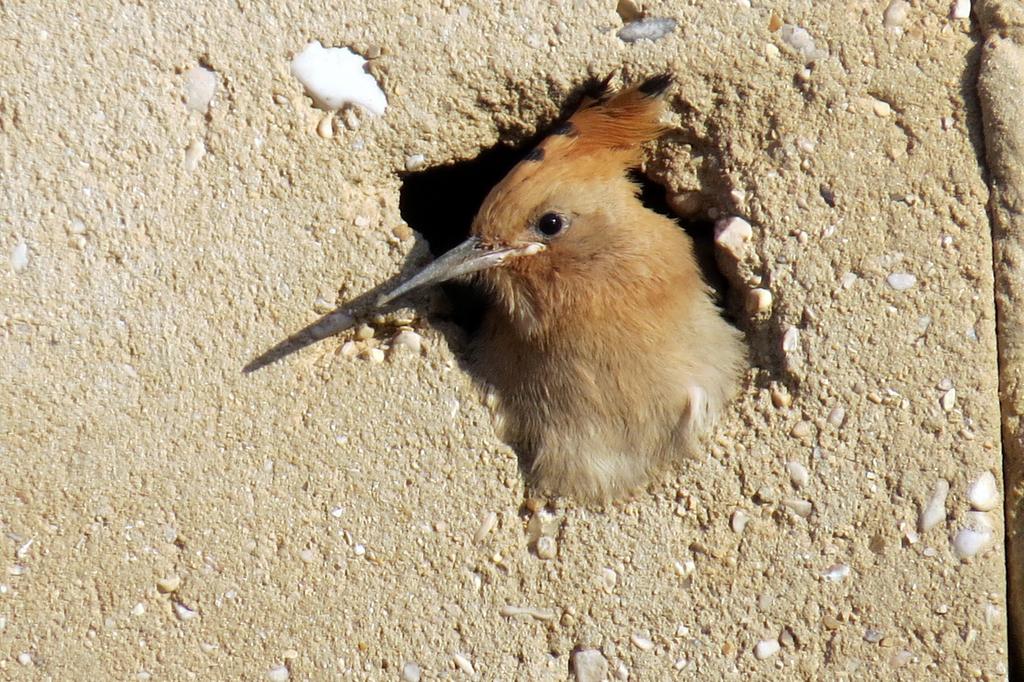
398,140 -> 731,336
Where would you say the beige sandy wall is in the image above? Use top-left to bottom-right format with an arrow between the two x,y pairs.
0,0 -> 1011,679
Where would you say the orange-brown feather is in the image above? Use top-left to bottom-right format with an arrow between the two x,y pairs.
552,78 -> 669,159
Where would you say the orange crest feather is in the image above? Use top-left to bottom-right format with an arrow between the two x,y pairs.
540,74 -> 672,166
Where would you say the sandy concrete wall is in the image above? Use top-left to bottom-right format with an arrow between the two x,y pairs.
0,0 -> 1011,678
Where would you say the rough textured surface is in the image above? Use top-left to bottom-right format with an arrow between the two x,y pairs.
977,0 -> 1024,666
0,0 -> 1010,678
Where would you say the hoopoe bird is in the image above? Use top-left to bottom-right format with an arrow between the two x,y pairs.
373,74 -> 746,501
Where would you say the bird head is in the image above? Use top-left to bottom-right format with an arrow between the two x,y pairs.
377,74 -> 673,333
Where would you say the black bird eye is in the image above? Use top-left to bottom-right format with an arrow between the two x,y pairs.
537,212 -> 565,237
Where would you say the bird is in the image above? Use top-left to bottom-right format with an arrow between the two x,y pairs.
374,74 -> 746,502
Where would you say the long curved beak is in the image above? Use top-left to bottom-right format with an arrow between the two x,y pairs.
375,237 -> 545,307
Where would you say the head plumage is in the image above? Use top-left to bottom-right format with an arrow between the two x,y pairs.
470,74 -> 674,244
519,74 -> 672,173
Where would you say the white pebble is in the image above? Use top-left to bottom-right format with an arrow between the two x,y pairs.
821,563 -> 850,582
340,341 -> 359,358
782,326 -> 800,353
453,652 -> 475,676
617,17 -> 677,42
730,509 -> 749,533
572,649 -> 608,682
364,347 -> 385,363
754,638 -> 780,659
402,662 -> 421,682
184,139 -> 205,171
391,330 -> 423,354
15,536 -> 33,557
786,461 -> 809,488
886,273 -> 916,290
952,526 -> 992,559
290,41 -> 387,115
891,650 -> 914,667
950,0 -> 971,19
883,0 -> 910,28
173,602 -> 198,621
317,113 -> 334,139
473,511 -> 497,544
984,603 -> 1002,628
311,292 -> 331,311
499,605 -> 556,621
783,498 -> 813,517
827,405 -> 846,427
184,65 -> 217,113
904,525 -> 920,544
918,479 -> 949,532
714,217 -> 753,260
967,471 -> 999,511
10,242 -> 28,272
405,154 -> 427,172
600,567 -> 618,592
536,536 -> 557,560
779,24 -> 821,62
342,107 -> 360,130
940,388 -> 956,412
674,558 -> 695,577
132,602 -> 146,616
157,575 -> 182,593
746,288 -> 772,314
267,665 -> 289,681
18,652 -> 32,666
630,633 -> 654,651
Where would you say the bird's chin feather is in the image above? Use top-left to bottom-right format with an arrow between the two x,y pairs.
477,269 -> 544,338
